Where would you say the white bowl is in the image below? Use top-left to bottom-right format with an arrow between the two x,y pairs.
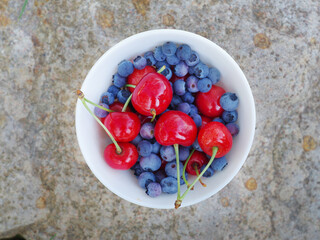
75,29 -> 255,209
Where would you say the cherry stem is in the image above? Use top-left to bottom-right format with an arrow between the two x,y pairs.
182,148 -> 195,189
122,94 -> 132,112
125,84 -> 136,88
150,109 -> 156,122
157,65 -> 166,74
175,146 -> 218,209
84,98 -> 114,113
194,165 -> 207,187
174,144 -> 181,200
77,90 -> 122,154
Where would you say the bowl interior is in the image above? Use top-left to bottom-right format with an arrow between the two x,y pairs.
75,29 -> 255,209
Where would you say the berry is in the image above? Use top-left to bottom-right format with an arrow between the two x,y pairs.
197,78 -> 212,93
154,46 -> 166,61
101,91 -> 115,105
170,95 -> 182,108
131,161 -> 144,177
200,165 -> 214,177
191,113 -> 202,127
182,92 -> 195,104
161,177 -> 178,194
107,85 -> 120,97
166,55 -> 180,65
192,138 -> 203,152
200,115 -> 212,128
189,104 -> 198,116
222,110 -> 238,123
152,142 -> 161,154
173,79 -> 186,96
212,117 -> 225,124
113,73 -> 126,88
194,62 -> 209,78
161,67 -> 172,80
94,103 -> 109,118
185,150 -> 208,175
155,61 -> 170,70
117,89 -> 131,104
176,44 -> 192,61
140,122 -> 155,140
133,56 -> 147,70
140,153 -> 161,172
137,140 -> 153,157
127,66 -> 156,92
109,102 -> 131,112
208,67 -> 221,84
226,123 -> 240,137
131,134 -> 143,146
118,60 -> 134,77
165,161 -> 183,178
179,146 -> 190,161
220,92 -> 239,111
155,169 -> 167,183
160,145 -> 175,162
138,172 -> 156,188
211,156 -> 228,171
186,76 -> 199,93
162,42 -> 177,56
146,182 -> 162,197
185,51 -> 200,66
188,66 -> 195,75
174,61 -> 189,77
177,102 -> 191,114
144,51 -> 156,66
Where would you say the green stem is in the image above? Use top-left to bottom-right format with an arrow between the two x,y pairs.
19,0 -> 28,19
194,165 -> 206,187
84,98 -> 114,113
80,98 -> 122,153
122,94 -> 132,112
150,109 -> 156,122
175,147 -> 218,208
125,84 -> 136,88
157,65 -> 166,74
174,144 -> 181,200
182,148 -> 195,188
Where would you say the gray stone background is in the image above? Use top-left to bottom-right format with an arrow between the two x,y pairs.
0,0 -> 319,239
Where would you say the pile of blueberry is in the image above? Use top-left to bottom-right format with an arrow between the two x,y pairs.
89,42 -> 240,199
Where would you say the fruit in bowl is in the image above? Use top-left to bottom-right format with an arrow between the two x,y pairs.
75,29 -> 255,209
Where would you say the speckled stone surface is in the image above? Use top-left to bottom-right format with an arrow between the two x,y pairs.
0,0 -> 319,239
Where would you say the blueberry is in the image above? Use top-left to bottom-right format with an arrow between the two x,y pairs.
191,113 -> 202,127
222,110 -> 238,123
200,166 -> 214,177
174,61 -> 189,77
155,169 -> 167,183
146,182 -> 162,197
154,46 -> 166,61
113,73 -> 126,88
197,78 -> 212,93
162,42 -> 177,56
140,122 -> 155,140
194,62 -> 209,78
208,67 -> 221,84
226,123 -> 240,137
192,138 -> 203,152
182,92 -> 195,104
176,44 -> 192,61
94,103 -> 109,118
173,79 -> 186,96
131,134 -> 143,146
137,140 -> 153,157
165,161 -> 183,178
152,141 -> 161,154
189,104 -> 198,116
138,172 -> 156,188
188,66 -> 195,75
161,67 -> 172,80
170,95 -> 182,107
155,61 -> 170,70
131,162 -> 144,177
144,51 -> 156,66
133,56 -> 147,70
117,89 -> 131,103
101,91 -> 115,105
211,157 -> 228,171
160,145 -> 175,162
140,153 -> 161,172
161,177 -> 178,194
212,117 -> 225,124
107,85 -> 120,97
186,76 -> 199,93
166,55 -> 180,65
118,60 -> 134,77
177,102 -> 191,114
220,92 -> 239,111
185,51 -> 200,66
179,146 -> 190,161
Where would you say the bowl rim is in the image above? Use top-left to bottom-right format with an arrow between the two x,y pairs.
75,29 -> 256,209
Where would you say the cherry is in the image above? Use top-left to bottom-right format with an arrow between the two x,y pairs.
185,150 -> 208,175
109,102 -> 131,112
170,73 -> 189,83
195,85 -> 226,118
138,114 -> 154,125
127,66 -> 156,92
154,110 -> 197,147
104,142 -> 138,170
132,72 -> 173,117
104,112 -> 141,142
200,115 -> 212,129
198,121 -> 232,158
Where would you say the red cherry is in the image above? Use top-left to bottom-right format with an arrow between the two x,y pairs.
138,114 -> 154,125
154,110 -> 197,146
104,112 -> 141,142
109,102 -> 131,112
185,151 -> 208,175
127,66 -> 156,92
195,85 -> 226,118
200,115 -> 212,129
170,73 -> 189,83
104,142 -> 138,170
132,72 -> 173,116
198,122 -> 232,158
